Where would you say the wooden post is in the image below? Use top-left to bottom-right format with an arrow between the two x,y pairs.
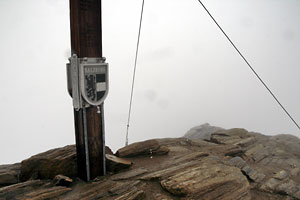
69,0 -> 105,181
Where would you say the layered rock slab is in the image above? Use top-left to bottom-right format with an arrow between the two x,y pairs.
20,145 -> 77,181
0,180 -> 71,200
106,154 -> 132,173
0,163 -> 20,187
160,162 -> 251,200
116,139 -> 169,158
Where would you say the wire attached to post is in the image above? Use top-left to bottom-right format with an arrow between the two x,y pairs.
126,0 -> 145,146
196,0 -> 300,131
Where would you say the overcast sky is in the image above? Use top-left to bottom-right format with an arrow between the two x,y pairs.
0,0 -> 299,164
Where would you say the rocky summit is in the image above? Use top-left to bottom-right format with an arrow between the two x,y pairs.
1,125 -> 300,199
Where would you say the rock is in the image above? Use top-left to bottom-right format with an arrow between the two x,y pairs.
171,152 -> 209,165
229,157 -> 265,183
225,128 -> 250,138
20,145 -> 77,181
260,178 -> 281,192
245,144 -> 271,163
139,152 -> 211,182
111,168 -> 148,181
271,134 -> 300,158
276,180 -> 300,199
276,179 -> 297,193
274,170 -> 288,180
210,128 -> 250,144
0,163 -> 20,187
108,180 -> 143,196
20,145 -> 113,182
140,160 -> 200,181
105,146 -> 114,155
160,162 -> 251,199
106,154 -> 132,173
234,137 -> 257,148
3,124 -> 300,199
152,193 -> 174,200
244,134 -> 300,169
114,187 -> 145,200
183,123 -> 224,140
108,181 -> 145,200
0,180 -> 44,199
241,165 -> 266,183
0,171 -> 18,187
116,139 -> 169,158
244,143 -> 264,157
210,133 -> 239,145
224,146 -> 245,157
67,180 -> 117,200
229,157 -> 247,169
290,168 -> 300,176
20,186 -> 72,200
54,174 -> 73,187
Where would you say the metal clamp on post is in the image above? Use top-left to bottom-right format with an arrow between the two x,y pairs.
67,55 -> 109,109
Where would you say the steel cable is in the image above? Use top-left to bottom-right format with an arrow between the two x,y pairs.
126,0 -> 145,146
196,0 -> 300,131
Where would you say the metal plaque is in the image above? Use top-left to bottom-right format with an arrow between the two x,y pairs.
80,62 -> 108,106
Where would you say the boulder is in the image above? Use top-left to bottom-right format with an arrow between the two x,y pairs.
241,165 -> 266,183
273,170 -> 288,180
106,154 -> 132,173
0,163 -> 20,187
183,123 -> 224,140
20,145 -> 77,181
116,139 -> 169,158
54,175 -> 73,187
160,161 -> 251,199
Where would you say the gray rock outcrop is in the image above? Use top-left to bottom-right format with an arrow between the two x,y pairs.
1,125 -> 300,199
183,123 -> 224,140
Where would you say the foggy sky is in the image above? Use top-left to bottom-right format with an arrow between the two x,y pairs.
0,0 -> 299,164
